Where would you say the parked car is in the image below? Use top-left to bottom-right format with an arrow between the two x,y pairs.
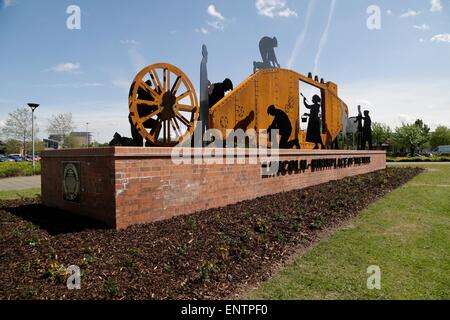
25,155 -> 41,162
0,155 -> 15,162
7,154 -> 25,162
432,145 -> 450,155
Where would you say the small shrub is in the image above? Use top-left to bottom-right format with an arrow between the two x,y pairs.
186,216 -> 197,229
255,217 -> 270,233
40,262 -> 70,284
27,234 -> 40,247
196,260 -> 218,283
105,280 -> 120,297
81,255 -> 96,266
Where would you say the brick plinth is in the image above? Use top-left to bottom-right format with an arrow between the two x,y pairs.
41,147 -> 386,229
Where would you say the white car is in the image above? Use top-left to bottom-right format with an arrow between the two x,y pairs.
432,145 -> 450,155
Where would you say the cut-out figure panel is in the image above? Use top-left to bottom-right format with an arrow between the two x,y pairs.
267,105 -> 300,149
303,95 -> 325,149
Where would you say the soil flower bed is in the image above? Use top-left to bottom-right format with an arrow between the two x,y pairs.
0,167 -> 422,300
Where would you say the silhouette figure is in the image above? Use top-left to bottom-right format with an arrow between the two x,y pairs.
303,95 -> 325,149
199,44 -> 209,139
234,111 -> 255,131
362,110 -> 373,150
267,105 -> 300,149
208,78 -> 233,108
354,105 -> 363,150
109,132 -> 136,147
254,36 -> 280,72
125,79 -> 160,146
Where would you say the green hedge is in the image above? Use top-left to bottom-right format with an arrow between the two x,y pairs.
0,162 -> 41,178
387,156 -> 450,163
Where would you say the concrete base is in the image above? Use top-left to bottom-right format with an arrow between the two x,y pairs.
41,147 -> 386,229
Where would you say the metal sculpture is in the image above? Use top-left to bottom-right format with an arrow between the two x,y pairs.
200,45 -> 209,141
354,105 -> 363,150
362,110 -> 373,150
126,38 -> 350,149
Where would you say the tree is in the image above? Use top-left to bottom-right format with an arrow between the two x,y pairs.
62,135 -> 79,149
430,126 -> 450,149
5,139 -> 21,154
413,119 -> 431,151
414,119 -> 430,135
372,122 -> 392,147
47,113 -> 75,145
1,107 -> 39,155
25,140 -> 45,155
392,123 -> 429,156
0,140 -> 6,154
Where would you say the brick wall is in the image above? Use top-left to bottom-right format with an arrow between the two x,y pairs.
41,147 -> 386,229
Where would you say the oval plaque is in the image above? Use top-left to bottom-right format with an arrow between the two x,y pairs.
63,162 -> 80,202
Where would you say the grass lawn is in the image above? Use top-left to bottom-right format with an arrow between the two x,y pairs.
0,188 -> 41,200
248,163 -> 450,300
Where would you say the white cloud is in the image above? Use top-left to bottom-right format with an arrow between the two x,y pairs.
207,5 -> 225,21
313,0 -> 336,75
431,33 -> 450,43
430,0 -> 443,12
387,9 -> 393,16
278,8 -> 297,17
256,0 -> 297,18
46,62 -> 81,73
413,24 -> 430,31
120,39 -> 139,45
287,0 -> 316,69
207,20 -> 225,31
2,0 -> 15,8
399,9 -> 421,18
195,28 -> 210,35
419,38 -> 425,43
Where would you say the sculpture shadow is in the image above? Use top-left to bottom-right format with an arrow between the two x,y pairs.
5,204 -> 109,236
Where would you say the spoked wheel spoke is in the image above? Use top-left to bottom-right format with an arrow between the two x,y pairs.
138,80 -> 160,101
177,103 -> 195,112
176,90 -> 191,102
129,63 -> 199,146
140,109 -> 161,124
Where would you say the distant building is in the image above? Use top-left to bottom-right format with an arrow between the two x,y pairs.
44,139 -> 59,150
48,134 -> 64,143
46,132 -> 93,148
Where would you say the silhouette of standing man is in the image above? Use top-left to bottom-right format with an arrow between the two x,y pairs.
267,105 -> 300,149
354,105 -> 363,150
362,110 -> 373,150
303,95 -> 325,149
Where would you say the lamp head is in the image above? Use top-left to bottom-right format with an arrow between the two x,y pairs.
27,103 -> 39,111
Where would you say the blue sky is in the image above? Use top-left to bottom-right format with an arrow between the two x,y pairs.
1,0 -> 449,142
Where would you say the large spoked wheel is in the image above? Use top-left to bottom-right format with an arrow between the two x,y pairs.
129,63 -> 199,146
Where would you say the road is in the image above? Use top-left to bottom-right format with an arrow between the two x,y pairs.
0,175 -> 41,191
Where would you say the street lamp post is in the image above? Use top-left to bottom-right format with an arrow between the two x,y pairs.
27,103 -> 39,174
86,122 -> 90,148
